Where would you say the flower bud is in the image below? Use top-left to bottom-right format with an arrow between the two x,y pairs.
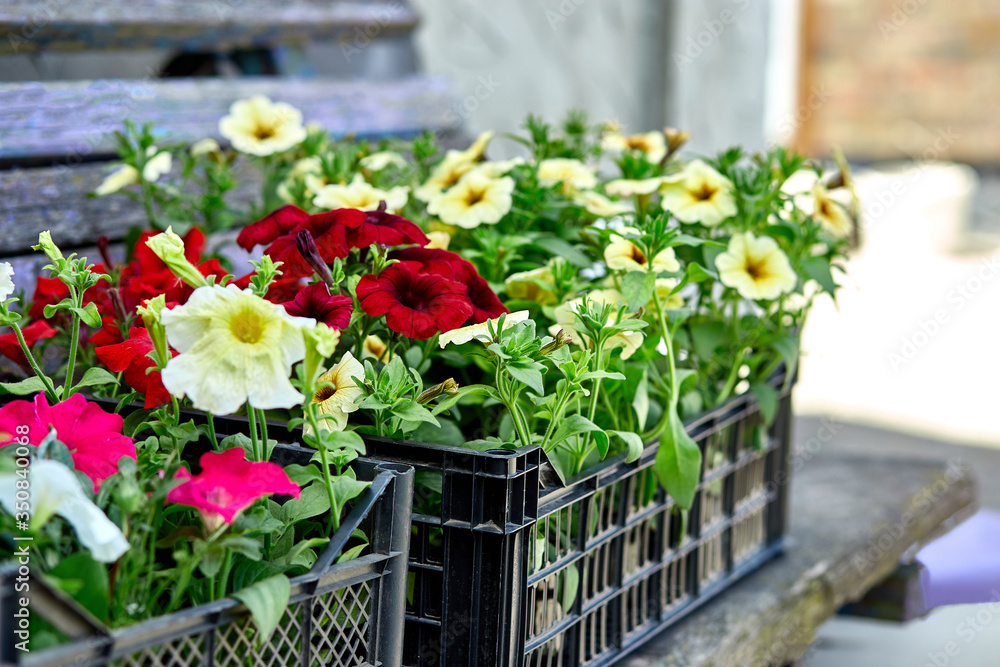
295,230 -> 336,286
33,231 -> 64,263
97,234 -> 116,271
664,127 -> 690,158
137,294 -> 169,366
539,329 -> 572,356
145,227 -> 208,288
108,287 -> 128,325
417,378 -> 460,404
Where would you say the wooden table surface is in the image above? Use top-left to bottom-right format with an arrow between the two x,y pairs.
620,417 -> 978,667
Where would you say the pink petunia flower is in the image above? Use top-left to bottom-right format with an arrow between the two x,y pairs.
167,448 -> 301,533
0,393 -> 136,492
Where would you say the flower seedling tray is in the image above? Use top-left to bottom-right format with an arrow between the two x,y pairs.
0,454 -> 413,667
362,372 -> 794,667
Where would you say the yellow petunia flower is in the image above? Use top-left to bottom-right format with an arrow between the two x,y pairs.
659,159 -> 737,226
651,278 -> 684,310
360,150 -> 407,171
604,228 -> 680,273
438,310 -> 530,348
714,232 -> 797,301
811,182 -> 852,238
537,158 -> 598,192
95,146 -> 171,196
414,131 -> 495,202
505,263 -> 558,306
601,129 -> 667,163
313,173 -> 410,212
160,284 -> 316,415
218,95 -> 307,157
360,335 -> 388,363
571,189 -> 632,217
425,230 -> 451,250
313,351 -> 365,431
427,171 -> 514,229
604,177 -> 664,197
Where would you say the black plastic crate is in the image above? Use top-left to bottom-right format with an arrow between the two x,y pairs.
363,373 -> 794,667
0,453 -> 414,667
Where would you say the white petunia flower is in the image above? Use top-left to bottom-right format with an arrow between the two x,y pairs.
313,173 -> 409,212
218,95 -> 307,156
0,262 -> 14,302
0,459 -> 128,563
659,159 -> 737,226
360,151 -> 407,171
313,351 -> 365,431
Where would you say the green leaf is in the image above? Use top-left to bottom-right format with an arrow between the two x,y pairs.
411,419 -> 465,447
621,271 -> 657,311
609,430 -> 644,463
122,409 -> 153,437
669,234 -> 725,248
682,262 -> 717,283
0,376 -> 47,395
560,563 -> 580,611
391,401 -> 440,427
578,370 -> 626,382
802,256 -> 836,294
632,370 -> 649,431
220,432 -> 255,458
336,543 -> 368,564
770,334 -> 800,381
689,321 -> 728,361
72,367 -> 119,392
549,414 -> 609,459
653,405 -> 702,510
750,382 -> 779,426
532,235 -> 591,268
71,302 -> 103,328
231,574 -> 291,649
702,245 -> 726,273
47,552 -> 109,622
328,475 -> 371,520
281,482 -> 332,523
505,360 -> 545,394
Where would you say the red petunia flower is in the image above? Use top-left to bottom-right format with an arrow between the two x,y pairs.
28,276 -> 70,320
119,258 -> 225,313
132,228 -> 205,274
0,319 -> 58,372
344,204 -> 429,249
167,448 -> 301,532
87,316 -> 125,347
96,327 -> 176,409
237,205 -> 365,278
391,247 -> 507,325
356,261 -> 473,339
282,283 -> 353,330
0,393 -> 136,491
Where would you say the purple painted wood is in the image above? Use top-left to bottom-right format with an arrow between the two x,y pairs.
0,0 -> 418,53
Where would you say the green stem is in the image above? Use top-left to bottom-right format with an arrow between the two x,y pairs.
587,340 -> 605,422
10,321 -> 58,401
715,348 -> 746,407
247,405 -> 260,461
206,413 -> 219,450
258,409 -> 270,461
62,287 -> 82,400
540,390 -> 574,451
307,406 -> 340,533
652,291 -> 679,412
215,551 -> 233,600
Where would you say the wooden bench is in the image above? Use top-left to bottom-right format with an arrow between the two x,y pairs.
620,417 -> 977,666
0,0 -> 455,283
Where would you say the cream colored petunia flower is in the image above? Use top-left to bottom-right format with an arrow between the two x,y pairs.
190,138 -> 221,158
651,278 -> 684,310
659,159 -> 737,226
361,335 -> 388,363
313,351 -> 364,431
604,228 -> 680,273
95,146 -> 171,196
360,150 -> 407,171
438,310 -> 530,348
601,129 -> 667,163
414,131 -> 496,202
277,156 -> 324,203
467,157 -> 525,179
218,95 -> 307,156
714,232 -> 797,301
811,182 -> 853,238
160,284 -> 316,415
571,189 -> 632,217
604,178 -> 664,197
537,158 -> 598,191
548,289 -> 644,360
505,263 -> 558,306
427,171 -> 514,229
313,173 -> 410,212
0,262 -> 13,302
425,230 -> 451,250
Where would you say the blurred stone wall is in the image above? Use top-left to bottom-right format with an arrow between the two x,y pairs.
801,0 -> 1000,163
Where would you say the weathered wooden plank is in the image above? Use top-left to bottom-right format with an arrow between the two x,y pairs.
0,0 -> 417,53
622,427 -> 977,666
0,75 -> 456,160
0,161 -> 262,255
